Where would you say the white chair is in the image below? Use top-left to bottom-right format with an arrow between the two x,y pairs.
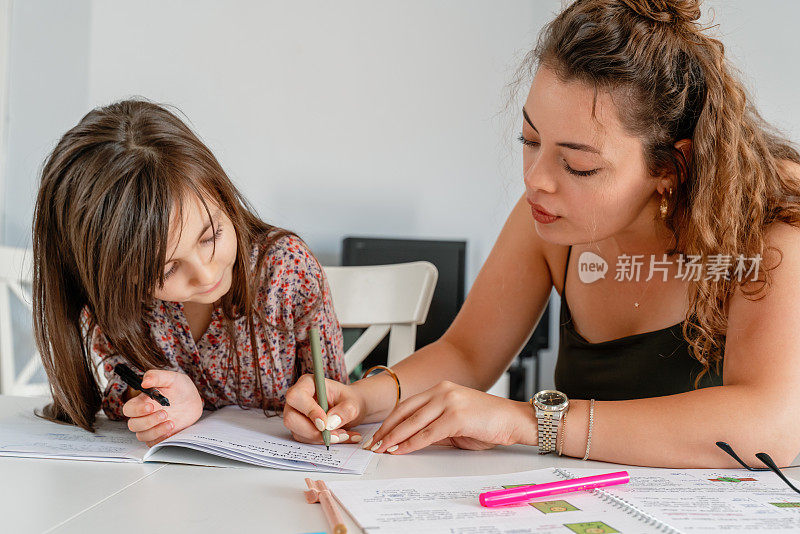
324,262 -> 438,374
0,245 -> 48,395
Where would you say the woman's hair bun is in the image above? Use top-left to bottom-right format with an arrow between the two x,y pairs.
619,0 -> 702,25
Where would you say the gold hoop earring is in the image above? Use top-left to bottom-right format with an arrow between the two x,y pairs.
660,187 -> 673,218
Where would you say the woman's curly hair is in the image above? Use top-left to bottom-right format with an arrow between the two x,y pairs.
514,0 -> 800,384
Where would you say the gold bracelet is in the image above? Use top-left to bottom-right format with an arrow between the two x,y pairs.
557,408 -> 568,456
361,365 -> 401,408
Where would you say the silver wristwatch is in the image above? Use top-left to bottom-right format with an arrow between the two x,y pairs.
531,390 -> 569,454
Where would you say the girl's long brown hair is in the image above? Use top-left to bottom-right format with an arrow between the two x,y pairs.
518,0 -> 800,382
33,99 -> 300,431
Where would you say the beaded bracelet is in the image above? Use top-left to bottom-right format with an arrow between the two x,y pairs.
582,399 -> 595,461
557,408 -> 568,456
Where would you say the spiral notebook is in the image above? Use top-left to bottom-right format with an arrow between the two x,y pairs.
326,466 -> 800,533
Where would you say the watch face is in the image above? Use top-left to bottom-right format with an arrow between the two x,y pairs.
534,390 -> 568,409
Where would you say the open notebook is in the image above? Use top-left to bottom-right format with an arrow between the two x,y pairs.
327,466 -> 800,533
0,403 -> 377,474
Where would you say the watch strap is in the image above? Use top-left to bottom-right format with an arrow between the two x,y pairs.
537,412 -> 558,454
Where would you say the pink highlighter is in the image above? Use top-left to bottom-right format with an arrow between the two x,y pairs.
479,471 -> 630,508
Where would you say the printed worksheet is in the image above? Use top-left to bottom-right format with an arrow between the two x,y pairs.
327,468 -> 660,534
568,467 -> 800,533
328,467 -> 800,533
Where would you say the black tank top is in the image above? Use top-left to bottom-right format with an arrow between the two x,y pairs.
554,245 -> 722,400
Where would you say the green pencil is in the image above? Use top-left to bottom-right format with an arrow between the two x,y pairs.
309,327 -> 331,450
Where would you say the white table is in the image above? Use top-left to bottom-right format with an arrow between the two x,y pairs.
2,395 -> 799,534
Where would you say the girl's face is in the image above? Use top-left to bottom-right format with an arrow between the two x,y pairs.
521,65 -> 666,248
152,195 -> 238,305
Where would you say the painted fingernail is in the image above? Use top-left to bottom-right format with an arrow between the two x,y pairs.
362,437 -> 373,449
387,445 -> 399,453
314,418 -> 325,432
326,415 -> 342,430
329,434 -> 340,444
350,434 -> 363,443
338,433 -> 349,442
370,440 -> 382,452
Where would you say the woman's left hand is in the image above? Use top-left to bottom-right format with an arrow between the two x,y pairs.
364,381 -> 537,455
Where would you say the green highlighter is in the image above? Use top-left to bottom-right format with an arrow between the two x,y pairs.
309,327 -> 331,450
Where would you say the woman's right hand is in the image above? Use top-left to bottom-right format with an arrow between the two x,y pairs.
122,370 -> 204,447
283,374 -> 367,445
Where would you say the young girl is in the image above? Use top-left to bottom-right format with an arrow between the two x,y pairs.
32,99 -> 355,447
284,0 -> 800,468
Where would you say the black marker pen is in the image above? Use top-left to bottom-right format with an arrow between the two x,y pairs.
113,363 -> 171,407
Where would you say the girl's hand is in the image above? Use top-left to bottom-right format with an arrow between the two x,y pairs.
283,374 -> 367,445
365,381 -> 536,455
122,370 -> 204,447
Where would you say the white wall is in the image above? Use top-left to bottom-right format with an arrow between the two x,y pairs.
3,0 -> 91,248
3,0 -> 800,391
0,0 -> 12,234
86,0 -> 546,273
703,0 -> 800,142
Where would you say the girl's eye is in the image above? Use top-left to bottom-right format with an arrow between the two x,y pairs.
201,226 -> 224,244
562,161 -> 599,177
517,133 -> 540,148
163,263 -> 178,281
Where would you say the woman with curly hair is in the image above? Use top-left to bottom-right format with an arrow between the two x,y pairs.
284,0 -> 800,468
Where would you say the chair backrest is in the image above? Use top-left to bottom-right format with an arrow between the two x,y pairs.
324,261 -> 438,373
0,245 -> 48,395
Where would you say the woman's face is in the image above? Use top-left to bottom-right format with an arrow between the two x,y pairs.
152,195 -> 238,305
521,65 -> 663,247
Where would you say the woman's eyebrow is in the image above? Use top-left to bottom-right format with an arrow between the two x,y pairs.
522,106 -> 537,131
522,106 -> 602,155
